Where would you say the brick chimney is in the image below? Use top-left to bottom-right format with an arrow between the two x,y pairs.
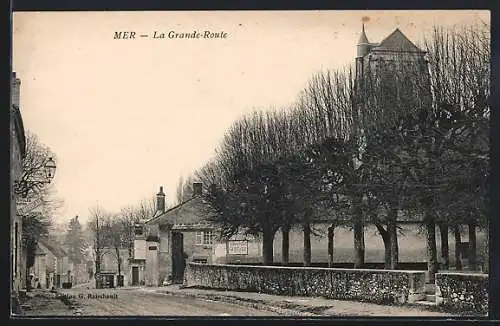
156,186 -> 166,213
193,182 -> 202,197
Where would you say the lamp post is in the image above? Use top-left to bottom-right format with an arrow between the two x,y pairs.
43,157 -> 57,181
14,157 -> 57,198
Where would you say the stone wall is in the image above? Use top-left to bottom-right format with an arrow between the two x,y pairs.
184,263 -> 427,305
436,272 -> 488,316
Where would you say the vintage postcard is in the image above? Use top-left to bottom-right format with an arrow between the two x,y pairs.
11,10 -> 490,318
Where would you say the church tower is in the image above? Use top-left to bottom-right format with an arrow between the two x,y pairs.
354,24 -> 430,112
355,23 -> 370,85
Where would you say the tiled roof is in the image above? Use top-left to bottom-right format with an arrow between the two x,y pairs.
38,237 -> 67,258
145,195 -> 218,227
371,28 -> 424,53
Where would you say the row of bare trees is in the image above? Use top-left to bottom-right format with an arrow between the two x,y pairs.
87,197 -> 156,287
191,22 -> 489,280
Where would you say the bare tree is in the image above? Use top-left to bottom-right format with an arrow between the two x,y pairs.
175,175 -> 194,205
421,22 -> 489,273
135,196 -> 157,220
175,176 -> 184,205
100,214 -> 130,287
16,132 -> 62,289
119,206 -> 139,257
87,204 -> 108,288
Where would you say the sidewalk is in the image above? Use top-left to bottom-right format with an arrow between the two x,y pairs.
15,289 -> 75,316
146,285 -> 454,317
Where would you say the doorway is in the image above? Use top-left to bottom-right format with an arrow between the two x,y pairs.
132,266 -> 139,286
102,274 -> 114,288
171,231 -> 185,284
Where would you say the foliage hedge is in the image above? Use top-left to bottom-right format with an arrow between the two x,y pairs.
184,263 -> 426,305
436,272 -> 488,316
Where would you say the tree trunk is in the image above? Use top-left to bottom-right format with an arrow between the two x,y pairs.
468,221 -> 477,271
425,211 -> 438,283
303,213 -> 312,267
454,225 -> 462,270
116,248 -> 121,287
352,194 -> 365,268
388,205 -> 399,270
375,223 -> 391,269
281,225 -> 290,266
438,222 -> 450,270
327,225 -> 335,268
95,257 -> 101,289
262,227 -> 274,266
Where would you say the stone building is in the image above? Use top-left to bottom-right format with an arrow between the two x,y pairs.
355,24 -> 428,87
10,72 -> 26,296
99,247 -> 131,288
140,183 -> 271,285
354,24 -> 431,122
143,184 -> 219,285
34,238 -> 71,288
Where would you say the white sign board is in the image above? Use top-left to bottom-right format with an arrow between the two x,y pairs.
134,239 -> 146,260
228,240 -> 248,255
17,197 -> 44,215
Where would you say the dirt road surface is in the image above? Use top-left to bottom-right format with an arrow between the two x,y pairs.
57,288 -> 279,316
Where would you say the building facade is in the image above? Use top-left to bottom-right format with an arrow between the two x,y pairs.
99,247 -> 131,288
354,25 -> 431,126
33,238 -> 72,289
10,72 -> 26,295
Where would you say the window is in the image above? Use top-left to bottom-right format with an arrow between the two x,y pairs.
195,231 -> 214,245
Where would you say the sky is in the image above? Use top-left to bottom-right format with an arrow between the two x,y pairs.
12,10 -> 489,225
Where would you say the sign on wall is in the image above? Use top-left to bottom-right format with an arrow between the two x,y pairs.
17,197 -> 44,215
134,239 -> 146,260
227,240 -> 248,255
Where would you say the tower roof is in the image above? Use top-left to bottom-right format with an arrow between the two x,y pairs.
372,28 -> 425,53
357,23 -> 369,44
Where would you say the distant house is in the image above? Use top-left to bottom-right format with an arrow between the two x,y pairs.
99,247 -> 130,288
34,238 -> 71,288
142,183 -> 271,285
31,245 -> 48,289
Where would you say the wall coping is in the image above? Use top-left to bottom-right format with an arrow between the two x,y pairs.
187,262 -> 426,274
436,272 -> 488,278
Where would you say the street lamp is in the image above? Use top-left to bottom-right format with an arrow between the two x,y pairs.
14,157 -> 57,198
44,157 -> 57,182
